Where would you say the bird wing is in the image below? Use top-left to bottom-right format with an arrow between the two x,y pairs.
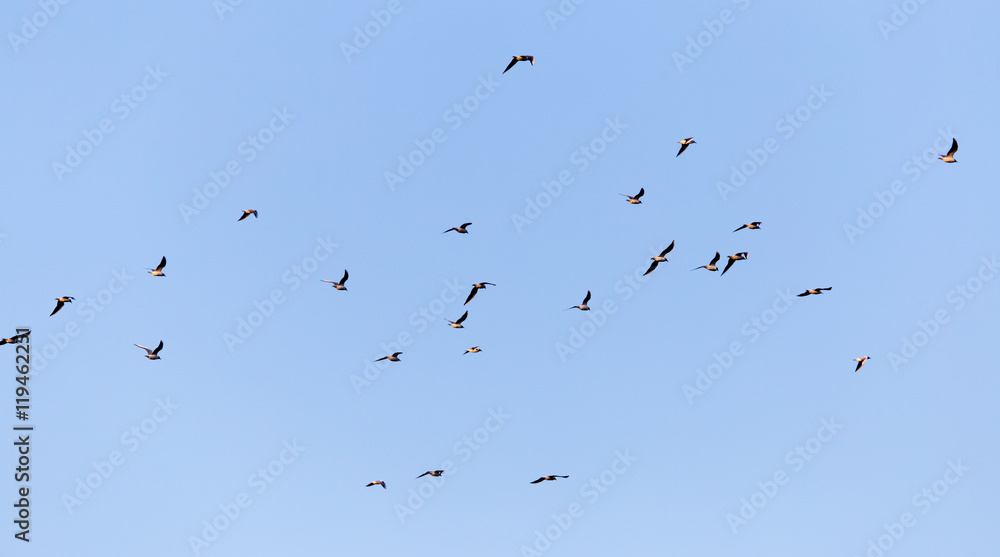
461,223 -> 472,229
50,301 -> 64,316
503,57 -> 518,73
416,472 -> 429,478
676,142 -> 689,157
583,290 -> 591,305
855,360 -> 863,372
251,210 -> 258,218
643,261 -> 659,276
662,240 -> 675,255
710,252 -> 721,265
721,259 -> 736,276
464,287 -> 478,305
341,269 -> 349,284
530,478 -> 544,484
733,224 -> 747,232
156,256 -> 166,271
636,188 -> 645,199
797,292 -> 809,297
134,344 -> 152,354
948,138 -> 958,157
456,311 -> 468,324
238,212 -> 249,221
153,340 -> 164,355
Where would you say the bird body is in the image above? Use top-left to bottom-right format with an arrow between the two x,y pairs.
693,252 -> 721,272
733,222 -> 762,232
721,252 -> 748,276
366,480 -> 386,489
416,470 -> 444,478
443,222 -> 472,234
676,137 -> 696,157
797,287 -> 832,297
463,346 -> 482,355
148,256 -> 167,276
238,209 -> 258,221
375,352 -> 402,362
854,356 -> 871,372
938,138 -> 958,163
50,296 -> 74,316
644,241 -> 675,276
531,475 -> 569,484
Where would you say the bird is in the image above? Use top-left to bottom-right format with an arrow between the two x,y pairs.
447,311 -> 469,328
374,352 -> 402,362
503,55 -> 534,74
676,137 -> 696,157
733,222 -> 762,232
443,222 -> 472,234
797,287 -> 832,297
50,296 -> 74,316
938,138 -> 958,163
721,252 -> 749,276
620,187 -> 644,204
134,340 -> 164,360
692,253 -> 721,272
416,470 -> 445,479
464,282 -> 496,305
565,291 -> 591,311
147,256 -> 167,276
321,270 -> 349,290
530,475 -> 569,484
854,356 -> 871,372
463,346 -> 482,355
238,209 -> 258,221
0,331 -> 30,346
366,480 -> 386,489
643,241 -> 675,276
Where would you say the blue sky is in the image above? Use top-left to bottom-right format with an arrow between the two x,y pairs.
2,1 -> 998,555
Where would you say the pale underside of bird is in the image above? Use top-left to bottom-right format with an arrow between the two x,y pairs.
797,287 -> 832,297
693,252 -> 721,272
321,269 -> 349,290
854,356 -> 871,372
50,296 -> 74,316
503,55 -> 534,74
644,241 -> 675,276
531,475 -> 569,484
465,282 -> 496,305
938,138 -> 958,163
676,137 -> 696,157
733,222 -> 762,232
566,290 -> 591,311
366,480 -> 386,489
620,187 -> 644,204
447,310 -> 469,328
463,346 -> 482,354
375,352 -> 402,362
238,209 -> 258,221
134,340 -> 164,360
443,222 -> 472,234
416,470 -> 444,478
721,252 -> 748,276
0,331 -> 30,346
148,256 -> 167,276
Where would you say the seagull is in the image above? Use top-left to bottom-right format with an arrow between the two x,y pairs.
463,346 -> 482,355
134,340 -> 164,360
644,241 -> 675,276
620,187 -> 644,204
464,282 -> 496,305
565,290 -> 591,311
797,287 -> 832,297
50,296 -> 74,316
447,311 -> 469,328
416,470 -> 445,479
676,137 -> 696,157
721,252 -> 748,276
321,270 -> 349,291
733,222 -> 762,232
938,138 -> 958,163
530,475 -> 569,484
148,256 -> 167,276
443,222 -> 472,234
692,252 -> 721,272
503,55 -> 534,74
238,209 -> 258,221
366,480 -> 386,489
0,332 -> 30,346
854,356 -> 871,372
374,352 -> 402,362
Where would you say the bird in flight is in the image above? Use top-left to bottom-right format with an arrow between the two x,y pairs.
321,270 -> 349,291
938,138 -> 959,163
620,187 -> 644,204
676,137 -> 696,157
464,282 -> 496,305
50,296 -> 74,316
565,290 -> 591,311
148,256 -> 167,277
238,209 -> 258,221
0,331 -> 30,346
733,222 -> 762,232
721,252 -> 748,276
443,222 -> 472,234
134,340 -> 164,360
416,470 -> 445,479
692,252 -> 721,272
447,311 -> 469,328
644,241 -> 675,276
366,480 -> 386,489
531,475 -> 569,484
375,352 -> 402,362
503,55 -> 534,74
853,356 -> 871,372
797,287 -> 832,297
463,346 -> 482,355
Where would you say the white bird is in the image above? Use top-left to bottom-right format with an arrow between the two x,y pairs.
797,287 -> 832,297
530,475 -> 569,484
0,331 -> 30,346
503,55 -> 534,74
366,480 -> 386,489
676,137 -> 696,157
375,352 -> 402,362
321,270 -> 349,290
463,346 -> 482,355
148,256 -> 167,277
443,222 -> 472,234
50,296 -> 74,316
238,209 -> 258,221
644,241 -> 675,276
447,311 -> 469,328
134,340 -> 164,360
733,222 -> 762,232
938,138 -> 958,163
620,188 -> 644,204
465,282 -> 496,305
721,252 -> 748,276
565,291 -> 591,311
854,356 -> 871,372
692,253 -> 721,272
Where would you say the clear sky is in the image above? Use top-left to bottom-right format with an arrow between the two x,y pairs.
2,1 -> 998,555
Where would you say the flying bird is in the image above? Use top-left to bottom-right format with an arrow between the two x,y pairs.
375,352 -> 402,362
854,356 -> 871,372
503,55 -> 534,74
463,346 -> 482,355
676,137 -> 696,157
147,256 -> 167,276
938,138 -> 958,163
134,340 -> 164,360
443,222 -> 472,234
733,222 -> 762,232
721,252 -> 749,276
238,209 -> 258,221
366,481 -> 386,489
620,187 -> 644,204
416,470 -> 445,479
797,287 -> 832,297
530,475 -> 569,484
447,310 -> 469,328
50,296 -> 74,316
565,290 -> 591,311
0,332 -> 30,346
643,241 -> 675,276
321,270 -> 349,291
692,253 -> 721,272
464,282 -> 496,305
